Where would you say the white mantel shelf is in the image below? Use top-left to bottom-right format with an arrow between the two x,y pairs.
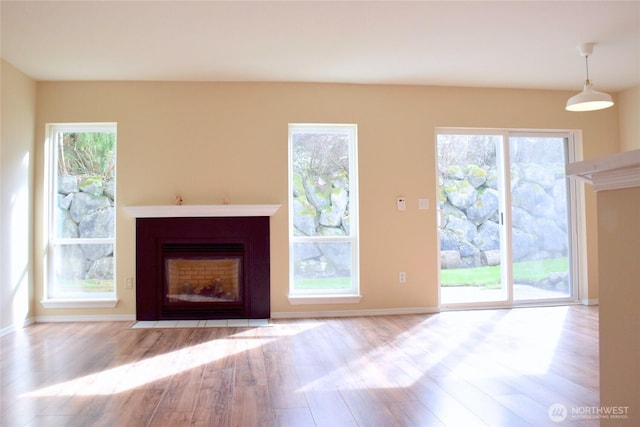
124,204 -> 281,218
566,149 -> 640,192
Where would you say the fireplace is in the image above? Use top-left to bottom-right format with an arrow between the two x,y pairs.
131,209 -> 275,320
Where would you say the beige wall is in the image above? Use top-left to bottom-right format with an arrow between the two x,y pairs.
31,81 -> 619,318
597,186 -> 640,426
618,85 -> 640,151
0,60 -> 36,332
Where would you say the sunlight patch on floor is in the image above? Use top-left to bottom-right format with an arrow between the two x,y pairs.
22,336 -> 273,397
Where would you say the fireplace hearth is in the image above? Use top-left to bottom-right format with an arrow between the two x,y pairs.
133,215 -> 272,320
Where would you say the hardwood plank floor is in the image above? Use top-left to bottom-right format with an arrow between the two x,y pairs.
1,305 -> 599,426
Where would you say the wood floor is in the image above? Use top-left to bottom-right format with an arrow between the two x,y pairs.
1,305 -> 599,427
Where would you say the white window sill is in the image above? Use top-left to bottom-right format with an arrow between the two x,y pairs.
40,299 -> 119,309
288,295 -> 362,305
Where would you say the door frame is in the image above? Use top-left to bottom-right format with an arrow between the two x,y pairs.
435,127 -> 585,310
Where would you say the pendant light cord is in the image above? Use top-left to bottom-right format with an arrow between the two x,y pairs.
584,54 -> 591,85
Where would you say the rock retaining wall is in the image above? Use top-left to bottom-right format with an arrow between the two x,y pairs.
439,163 -> 568,269
57,174 -> 115,281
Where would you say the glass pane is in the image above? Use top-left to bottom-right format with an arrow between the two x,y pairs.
55,131 -> 116,239
510,136 -> 572,300
51,243 -> 115,298
51,129 -> 116,298
438,134 -> 506,304
291,132 -> 351,237
293,241 -> 352,291
165,258 -> 241,303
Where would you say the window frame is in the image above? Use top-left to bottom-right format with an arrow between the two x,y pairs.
435,127 -> 585,308
287,123 -> 361,305
42,123 -> 118,308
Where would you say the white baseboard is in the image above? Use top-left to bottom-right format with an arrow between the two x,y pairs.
271,306 -> 440,319
0,316 -> 36,337
34,314 -> 136,323
581,298 -> 599,306
0,325 -> 17,337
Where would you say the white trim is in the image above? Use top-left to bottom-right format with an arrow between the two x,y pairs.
566,149 -> 640,191
581,298 -> 599,306
124,204 -> 281,218
272,306 -> 439,319
35,314 -> 135,323
288,294 -> 363,305
40,298 -> 119,309
288,123 -> 360,298
0,317 -> 35,337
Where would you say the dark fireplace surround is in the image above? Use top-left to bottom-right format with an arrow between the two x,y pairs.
135,216 -> 271,320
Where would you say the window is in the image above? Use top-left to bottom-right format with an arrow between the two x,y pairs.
44,124 -> 117,306
436,129 -> 583,307
288,124 -> 360,303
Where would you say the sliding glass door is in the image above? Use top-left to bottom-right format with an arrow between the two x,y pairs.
509,135 -> 573,302
437,130 -> 576,307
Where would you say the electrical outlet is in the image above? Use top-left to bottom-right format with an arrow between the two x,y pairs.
125,277 -> 134,289
399,272 -> 406,283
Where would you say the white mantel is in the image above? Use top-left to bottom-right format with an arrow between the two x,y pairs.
566,149 -> 640,192
124,204 -> 281,218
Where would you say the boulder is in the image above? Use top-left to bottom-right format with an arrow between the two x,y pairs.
443,179 -> 477,210
444,215 -> 477,243
473,221 -> 500,251
512,207 -> 536,234
457,240 -> 479,258
81,243 -> 113,262
292,197 -> 317,236
104,179 -> 116,200
466,189 -> 499,225
58,174 -> 78,195
439,228 -> 460,251
444,165 -> 465,180
57,209 -> 79,239
319,187 -> 348,227
303,175 -> 330,211
70,192 -> 111,223
57,245 -> 86,281
79,207 -> 114,238
293,242 -> 322,262
58,193 -> 74,210
535,217 -> 568,254
511,182 -> 555,218
79,176 -> 104,196
521,163 -> 556,189
512,229 -> 539,261
466,164 -> 487,188
87,256 -> 114,280
321,242 -> 352,274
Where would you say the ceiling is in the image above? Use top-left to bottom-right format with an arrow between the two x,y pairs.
2,1 -> 639,92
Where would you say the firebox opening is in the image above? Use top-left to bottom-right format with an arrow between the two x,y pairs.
165,257 -> 242,304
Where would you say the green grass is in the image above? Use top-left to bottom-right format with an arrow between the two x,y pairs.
441,258 -> 568,287
294,277 -> 351,290
57,278 -> 114,293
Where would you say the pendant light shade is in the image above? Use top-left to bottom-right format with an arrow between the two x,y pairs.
565,43 -> 614,112
566,81 -> 614,112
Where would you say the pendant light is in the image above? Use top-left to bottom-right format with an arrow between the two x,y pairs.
566,43 -> 614,112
